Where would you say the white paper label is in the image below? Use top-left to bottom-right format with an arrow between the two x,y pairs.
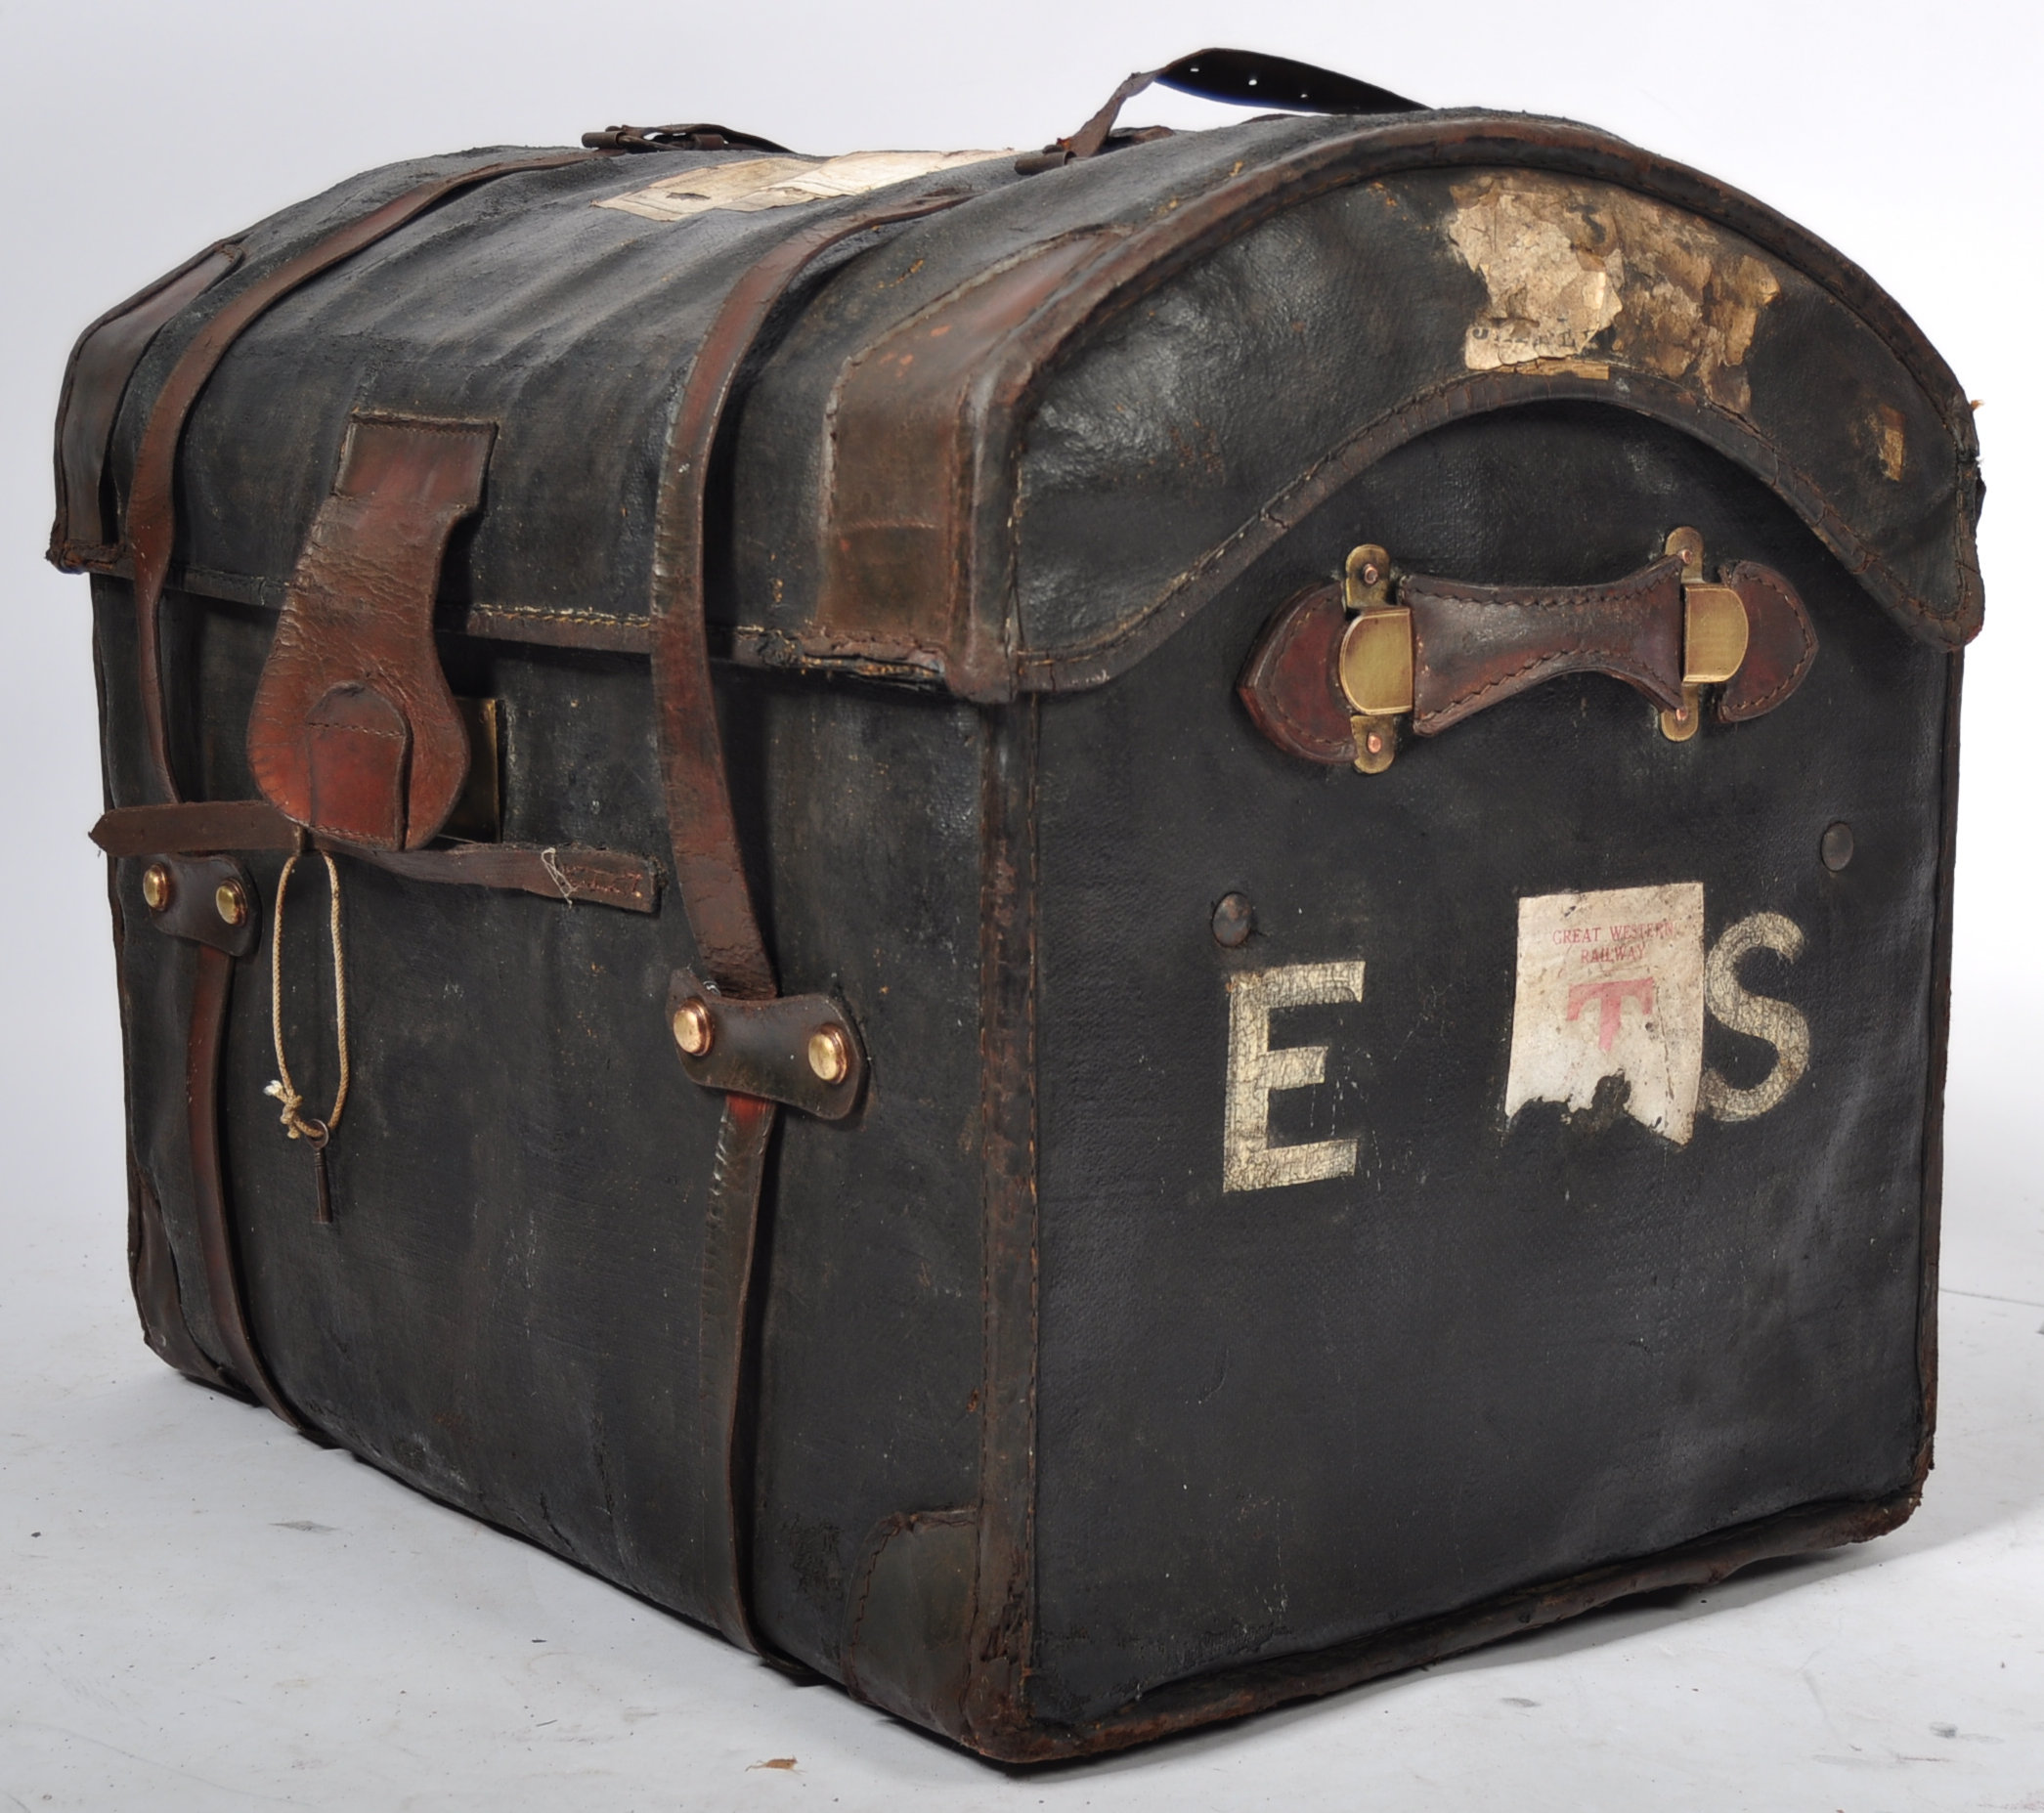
1503,883 -> 1706,1145
595,149 -> 1011,223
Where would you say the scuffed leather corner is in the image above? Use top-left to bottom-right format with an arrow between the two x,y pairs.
127,1157 -> 237,1392
842,1508 -> 980,1741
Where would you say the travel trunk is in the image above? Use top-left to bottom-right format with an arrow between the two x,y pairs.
52,54 -> 1979,1759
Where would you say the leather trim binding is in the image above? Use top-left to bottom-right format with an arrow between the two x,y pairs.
49,239 -> 241,568
819,119 -> 1980,705
645,180 -> 980,1658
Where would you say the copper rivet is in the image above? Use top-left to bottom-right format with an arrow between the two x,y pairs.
1367,731 -> 1384,754
1211,892 -> 1253,949
807,1024 -> 850,1085
1675,708 -> 1689,722
214,881 -> 247,927
1361,563 -> 1381,585
142,864 -> 172,912
1821,821 -> 1855,873
672,1000 -> 714,1058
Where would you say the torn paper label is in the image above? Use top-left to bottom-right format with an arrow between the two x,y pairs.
1447,173 -> 1782,413
596,150 -> 1011,223
1503,884 -> 1705,1145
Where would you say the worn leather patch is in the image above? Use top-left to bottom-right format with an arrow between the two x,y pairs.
1237,583 -> 1354,765
140,854 -> 259,959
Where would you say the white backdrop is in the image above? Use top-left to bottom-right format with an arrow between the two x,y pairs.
1,3 -> 2038,1806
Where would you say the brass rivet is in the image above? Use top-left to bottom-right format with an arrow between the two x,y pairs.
142,863 -> 173,912
1821,821 -> 1855,873
1211,892 -> 1253,949
672,999 -> 715,1058
807,1024 -> 850,1086
214,880 -> 248,927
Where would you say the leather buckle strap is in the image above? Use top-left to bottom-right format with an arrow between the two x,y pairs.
647,182 -> 979,1660
101,148 -> 607,1451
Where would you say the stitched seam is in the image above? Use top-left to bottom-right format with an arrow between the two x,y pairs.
470,604 -> 641,628
841,1511 -> 912,1693
1409,572 -> 1665,615
1258,618 -> 1352,757
1022,369 -> 1975,684
1436,647 -> 1668,716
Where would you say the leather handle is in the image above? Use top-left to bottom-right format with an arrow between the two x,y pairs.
1400,556 -> 1691,732
1239,534 -> 1817,771
1021,47 -> 1424,171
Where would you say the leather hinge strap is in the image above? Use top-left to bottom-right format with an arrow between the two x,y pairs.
122,148 -> 602,806
247,412 -> 494,850
648,183 -> 976,1659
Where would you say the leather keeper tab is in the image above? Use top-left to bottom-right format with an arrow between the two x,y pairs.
666,970 -> 865,1121
138,854 -> 258,959
248,412 -> 495,851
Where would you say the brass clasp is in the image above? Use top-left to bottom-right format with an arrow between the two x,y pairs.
1659,526 -> 1751,742
1336,543 -> 1408,773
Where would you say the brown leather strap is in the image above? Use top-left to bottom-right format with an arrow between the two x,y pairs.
188,943 -> 308,1429
50,240 -> 241,568
91,802 -> 662,913
91,799 -> 298,857
647,184 -> 976,1655
247,413 -> 495,849
697,1093 -> 778,1650
124,149 -> 601,803
1024,48 -> 1422,170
